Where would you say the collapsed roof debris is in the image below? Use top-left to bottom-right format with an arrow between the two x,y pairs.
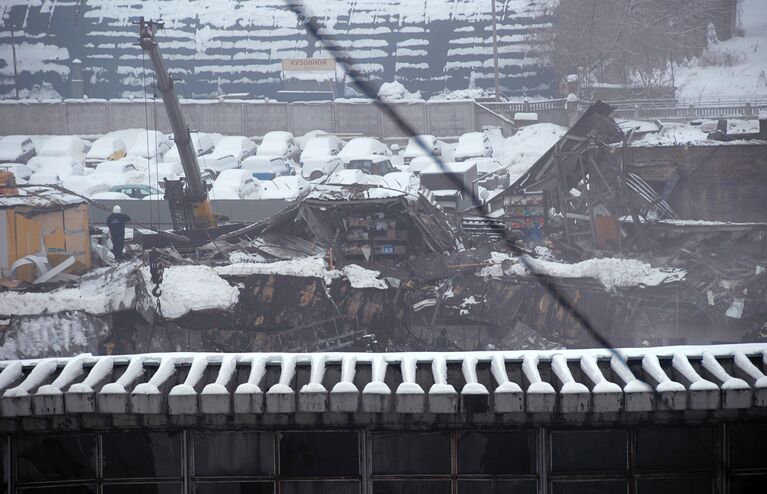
204,187 -> 467,265
1,104 -> 765,359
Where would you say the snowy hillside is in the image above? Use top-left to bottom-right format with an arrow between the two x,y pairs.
0,0 -> 558,100
674,0 -> 767,100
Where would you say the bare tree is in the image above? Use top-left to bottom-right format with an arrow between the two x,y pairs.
550,0 -> 735,91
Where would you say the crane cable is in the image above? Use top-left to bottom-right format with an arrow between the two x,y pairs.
141,47 -> 156,230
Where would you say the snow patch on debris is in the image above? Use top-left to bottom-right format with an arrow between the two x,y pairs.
216,256 -> 332,281
520,257 -> 686,291
481,253 -> 685,291
142,265 -> 239,319
342,264 -> 388,289
479,252 -> 516,278
228,251 -> 269,264
216,256 -> 390,290
0,312 -> 108,360
0,262 -> 138,317
659,219 -> 767,227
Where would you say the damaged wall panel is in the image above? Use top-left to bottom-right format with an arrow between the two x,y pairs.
627,144 -> 767,222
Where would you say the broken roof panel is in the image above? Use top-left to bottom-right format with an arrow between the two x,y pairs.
508,101 -> 624,193
0,186 -> 85,209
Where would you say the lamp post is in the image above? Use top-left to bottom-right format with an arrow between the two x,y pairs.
491,0 -> 500,101
9,24 -> 19,99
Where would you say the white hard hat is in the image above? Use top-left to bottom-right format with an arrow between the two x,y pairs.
113,205 -> 121,214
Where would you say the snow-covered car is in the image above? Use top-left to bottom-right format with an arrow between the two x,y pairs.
463,157 -> 504,176
126,130 -> 172,159
0,136 -> 36,164
402,135 -> 446,164
37,136 -> 90,165
454,131 -> 492,161
256,131 -> 299,161
109,184 -> 162,199
326,169 -> 383,186
27,172 -> 63,185
85,135 -> 127,167
338,137 -> 391,163
91,191 -> 133,200
93,159 -> 142,176
163,132 -> 215,163
301,156 -> 345,181
0,162 -> 34,180
408,155 -> 441,175
201,136 -> 258,174
142,193 -> 166,201
210,169 -> 258,199
346,155 -> 397,176
152,161 -> 184,183
256,175 -> 310,200
380,171 -> 418,193
241,156 -> 293,180
27,156 -> 85,178
300,135 -> 344,163
295,129 -> 329,149
62,175 -> 111,197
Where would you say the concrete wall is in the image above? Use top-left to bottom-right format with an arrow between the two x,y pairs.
627,143 -> 767,222
0,99 -> 520,140
90,199 -> 292,229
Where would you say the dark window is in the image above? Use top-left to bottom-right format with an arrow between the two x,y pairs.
636,427 -> 714,471
551,480 -> 628,494
551,430 -> 627,473
372,432 -> 450,475
730,474 -> 767,494
279,432 -> 358,477
102,485 -> 181,494
372,480 -> 451,494
195,431 -> 274,477
103,432 -> 182,478
458,431 -> 537,475
196,482 -> 274,494
729,424 -> 767,469
636,477 -> 712,494
0,436 -> 4,488
18,487 -> 96,494
16,434 -> 97,482
457,480 -> 537,494
280,481 -> 359,494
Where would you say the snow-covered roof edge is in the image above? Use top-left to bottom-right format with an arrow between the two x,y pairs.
1,343 -> 764,417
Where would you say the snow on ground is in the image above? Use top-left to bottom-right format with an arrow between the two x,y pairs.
501,123 -> 566,180
481,253 -> 686,292
673,0 -> 767,100
141,264 -> 239,319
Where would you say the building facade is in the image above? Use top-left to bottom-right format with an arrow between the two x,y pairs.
0,344 -> 765,493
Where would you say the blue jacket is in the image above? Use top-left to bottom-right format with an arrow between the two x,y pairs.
106,212 -> 131,239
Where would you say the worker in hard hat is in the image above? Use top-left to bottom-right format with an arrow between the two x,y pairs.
106,205 -> 131,261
